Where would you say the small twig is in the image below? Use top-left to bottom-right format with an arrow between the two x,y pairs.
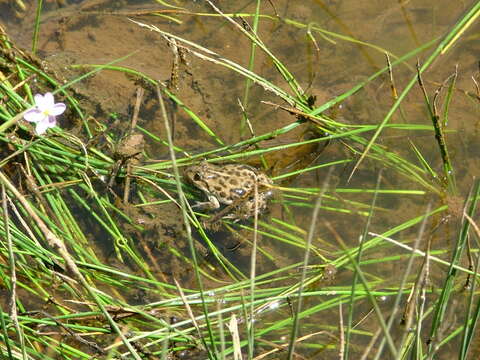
463,213 -> 480,289
131,174 -> 181,209
36,311 -> 105,354
227,314 -> 242,360
7,196 -> 42,248
167,37 -> 180,92
254,332 -> 327,360
472,62 -> 480,101
472,75 -> 480,101
385,53 -> 409,122
123,162 -> 132,203
123,87 -> 144,203
305,23 -> 321,92
166,37 -> 182,139
20,163 -> 54,221
261,100 -> 326,128
3,185 -> 26,356
386,53 -> 398,100
237,99 -> 255,138
173,278 -> 204,350
266,0 -> 279,17
131,87 -> 144,130
359,327 -> 382,360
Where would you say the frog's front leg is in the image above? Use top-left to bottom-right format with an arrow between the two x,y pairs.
192,194 -> 221,210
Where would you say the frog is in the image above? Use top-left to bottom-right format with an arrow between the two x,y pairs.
184,161 -> 273,220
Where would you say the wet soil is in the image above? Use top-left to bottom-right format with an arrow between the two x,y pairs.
1,0 -> 480,358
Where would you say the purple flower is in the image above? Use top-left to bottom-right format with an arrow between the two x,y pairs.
23,93 -> 66,135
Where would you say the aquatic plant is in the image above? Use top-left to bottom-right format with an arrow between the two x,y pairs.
23,92 -> 66,135
0,1 -> 479,359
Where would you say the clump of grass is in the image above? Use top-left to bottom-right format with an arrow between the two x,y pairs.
0,1 -> 479,359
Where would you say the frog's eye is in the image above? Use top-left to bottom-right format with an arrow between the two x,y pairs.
193,173 -> 201,181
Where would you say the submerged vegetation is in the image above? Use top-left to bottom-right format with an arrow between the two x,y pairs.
0,0 -> 480,359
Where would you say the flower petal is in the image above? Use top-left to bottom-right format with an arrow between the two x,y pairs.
47,115 -> 57,126
23,108 -> 46,123
33,94 -> 44,108
35,118 -> 55,135
43,92 -> 55,108
50,102 -> 66,116
35,93 -> 53,111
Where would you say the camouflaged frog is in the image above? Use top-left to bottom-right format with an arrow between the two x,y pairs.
184,161 -> 273,220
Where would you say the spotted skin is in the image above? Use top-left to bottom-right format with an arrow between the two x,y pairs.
184,161 -> 273,220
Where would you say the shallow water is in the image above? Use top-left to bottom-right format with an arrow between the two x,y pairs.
1,0 -> 479,358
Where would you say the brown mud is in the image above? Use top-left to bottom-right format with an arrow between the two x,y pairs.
1,0 -> 479,358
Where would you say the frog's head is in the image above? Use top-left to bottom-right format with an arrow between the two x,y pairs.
184,162 -> 211,193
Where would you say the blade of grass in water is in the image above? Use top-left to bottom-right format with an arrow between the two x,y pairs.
374,203 -> 432,360
458,214 -> 480,360
31,0 -> 43,55
427,180 -> 480,356
0,170 -> 143,359
287,169 -> 331,359
409,140 -> 439,181
348,2 -> 480,181
2,2 -> 478,358
205,0 -> 307,104
240,0 -> 262,137
156,83 -> 218,359
416,64 -> 457,194
344,170 -> 382,360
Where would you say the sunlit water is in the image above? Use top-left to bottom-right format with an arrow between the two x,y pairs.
1,0 -> 479,358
